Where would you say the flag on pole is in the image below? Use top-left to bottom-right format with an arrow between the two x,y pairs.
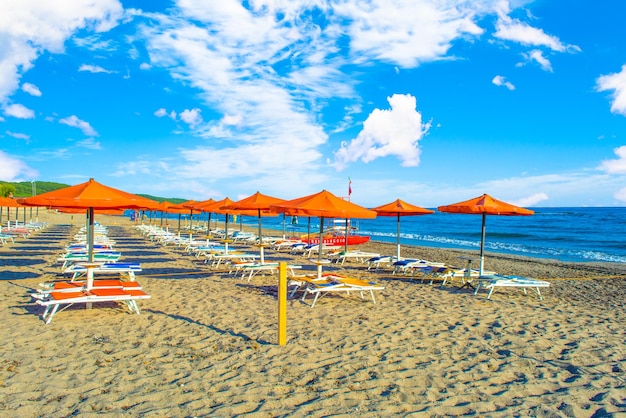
348,177 -> 352,196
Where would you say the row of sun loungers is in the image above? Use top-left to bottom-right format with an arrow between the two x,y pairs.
31,223 -> 149,324
32,279 -> 150,324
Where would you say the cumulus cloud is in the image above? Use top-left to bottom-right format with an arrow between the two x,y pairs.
3,103 -> 35,119
0,150 -> 38,181
59,115 -> 98,136
0,0 -> 123,103
333,94 -> 430,170
179,108 -> 203,128
492,75 -> 515,90
21,82 -> 42,96
599,145 -> 626,174
511,193 -> 549,207
333,1 -> 484,68
596,65 -> 626,116
78,64 -> 113,73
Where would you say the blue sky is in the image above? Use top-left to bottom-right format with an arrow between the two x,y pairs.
1,0 -> 626,207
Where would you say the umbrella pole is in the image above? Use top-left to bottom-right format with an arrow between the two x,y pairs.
479,213 -> 486,276
224,213 -> 230,253
317,216 -> 325,278
189,210 -> 194,242
307,217 -> 311,242
206,213 -> 212,243
396,213 -> 401,261
87,207 -> 95,263
344,218 -> 349,253
258,209 -> 264,264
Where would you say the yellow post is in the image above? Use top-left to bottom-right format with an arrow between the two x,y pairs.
278,262 -> 287,345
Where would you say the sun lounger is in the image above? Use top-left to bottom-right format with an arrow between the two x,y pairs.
473,274 -> 550,300
35,279 -> 142,295
329,250 -> 381,265
33,284 -> 151,324
229,262 -> 303,281
63,262 -> 142,281
58,252 -> 122,269
290,274 -> 384,308
0,233 -> 15,245
206,252 -> 260,268
392,259 -> 446,276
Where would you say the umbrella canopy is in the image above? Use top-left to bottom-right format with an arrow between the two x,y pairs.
0,197 -> 22,207
19,179 -> 159,287
224,192 -> 285,263
19,178 -> 158,210
189,198 -> 216,212
205,197 -> 236,242
372,198 -> 434,260
438,193 -> 534,275
271,190 -> 377,275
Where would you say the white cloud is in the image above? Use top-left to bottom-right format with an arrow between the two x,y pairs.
139,62 -> 151,70
78,64 -> 113,73
333,1 -> 484,68
21,82 -> 42,96
221,114 -> 242,126
180,108 -> 202,128
76,138 -> 102,150
3,103 -> 35,119
522,49 -> 553,72
599,145 -> 626,174
511,193 -> 549,207
59,115 -> 98,136
492,75 -> 515,90
596,65 -> 626,116
615,187 -> 626,202
333,94 -> 430,170
6,131 -> 30,140
0,0 -> 123,103
0,150 -> 38,181
494,3 -> 580,54
154,108 -> 167,117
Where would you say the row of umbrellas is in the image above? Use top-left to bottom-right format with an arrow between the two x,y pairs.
14,178 -> 534,275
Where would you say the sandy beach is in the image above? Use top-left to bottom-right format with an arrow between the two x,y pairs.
1,210 -> 625,417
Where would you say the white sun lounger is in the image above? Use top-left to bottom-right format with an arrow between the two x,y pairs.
33,286 -> 151,324
329,251 -> 381,265
230,263 -> 303,281
63,262 -> 142,281
290,274 -> 384,308
473,275 -> 550,300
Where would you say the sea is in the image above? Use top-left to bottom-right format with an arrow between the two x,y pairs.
146,207 -> 626,264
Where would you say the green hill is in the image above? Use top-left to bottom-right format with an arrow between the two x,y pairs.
0,181 -> 186,203
0,181 -> 69,197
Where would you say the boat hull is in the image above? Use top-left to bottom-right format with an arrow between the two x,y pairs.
303,235 -> 370,246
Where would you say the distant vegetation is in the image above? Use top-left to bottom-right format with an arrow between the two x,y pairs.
0,181 -> 69,197
137,194 -> 187,204
0,181 -> 186,203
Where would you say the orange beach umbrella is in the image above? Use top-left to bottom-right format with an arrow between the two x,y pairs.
271,190 -> 377,275
224,192 -> 285,263
372,199 -> 434,260
437,193 -> 534,275
20,178 -> 159,272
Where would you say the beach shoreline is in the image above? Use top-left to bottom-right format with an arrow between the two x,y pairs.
1,210 -> 624,416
